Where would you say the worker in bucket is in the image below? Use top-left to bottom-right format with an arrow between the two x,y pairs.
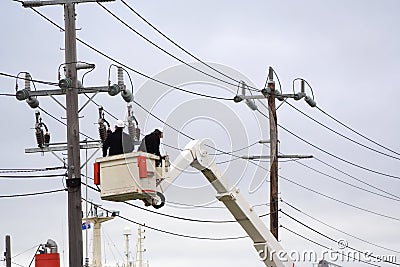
138,128 -> 164,165
102,119 -> 134,157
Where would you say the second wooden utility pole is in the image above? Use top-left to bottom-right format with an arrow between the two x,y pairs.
5,235 -> 11,267
267,67 -> 279,240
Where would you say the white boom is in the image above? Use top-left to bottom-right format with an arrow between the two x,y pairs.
160,140 -> 294,267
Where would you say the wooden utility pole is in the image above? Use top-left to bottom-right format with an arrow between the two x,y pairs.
5,235 -> 11,267
267,67 -> 279,239
20,1 -> 115,266
64,3 -> 83,266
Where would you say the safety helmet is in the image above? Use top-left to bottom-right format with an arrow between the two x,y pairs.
115,119 -> 125,128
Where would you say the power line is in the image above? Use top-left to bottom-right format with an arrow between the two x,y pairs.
286,101 -> 400,161
166,200 -> 225,209
282,200 -> 400,254
38,106 -> 96,141
0,71 -> 58,87
0,173 -> 66,178
0,166 -> 66,173
124,200 -> 271,223
83,181 -> 271,224
119,0 -> 260,92
256,109 -> 400,180
12,244 -> 39,259
83,198 -> 248,241
215,157 -> 242,165
281,210 -> 399,265
280,174 -> 400,222
210,141 -> 260,155
11,261 -> 25,267
293,159 -> 400,202
292,77 -> 400,157
257,102 -> 400,201
316,106 -> 400,157
313,156 -> 400,200
0,188 -> 66,198
97,3 -> 253,93
28,7 -> 233,101
263,141 -> 399,201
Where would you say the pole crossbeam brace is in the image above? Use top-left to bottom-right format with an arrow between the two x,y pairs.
18,86 -> 110,97
238,93 -> 306,100
25,142 -> 101,153
22,0 -> 115,8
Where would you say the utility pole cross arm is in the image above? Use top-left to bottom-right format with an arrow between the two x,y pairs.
22,0 -> 115,8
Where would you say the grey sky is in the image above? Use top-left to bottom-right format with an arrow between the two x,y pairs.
1,1 -> 399,267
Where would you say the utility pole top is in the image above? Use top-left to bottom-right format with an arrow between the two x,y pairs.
5,235 -> 11,267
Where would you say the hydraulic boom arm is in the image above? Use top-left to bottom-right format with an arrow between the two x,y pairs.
160,140 -> 294,267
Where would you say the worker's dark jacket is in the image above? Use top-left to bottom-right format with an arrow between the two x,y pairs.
138,132 -> 161,157
102,128 -> 134,157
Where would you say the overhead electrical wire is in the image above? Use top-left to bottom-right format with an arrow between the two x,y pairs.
0,188 -> 66,198
312,156 -> 400,200
316,106 -> 400,157
0,71 -> 58,87
97,3 -> 256,93
285,100 -> 400,161
0,93 -> 15,97
292,77 -> 400,157
263,139 -> 400,201
28,7 -> 233,101
166,200 -> 225,209
83,198 -> 248,241
119,0 -> 261,92
282,200 -> 400,254
210,141 -> 261,155
0,166 -> 66,173
0,173 -> 66,178
293,159 -> 400,202
12,244 -> 40,259
258,95 -> 399,200
280,174 -> 400,222
83,181 -> 271,224
38,106 -> 96,141
215,157 -> 242,165
256,109 -> 400,180
281,210 -> 399,265
123,199 -> 271,223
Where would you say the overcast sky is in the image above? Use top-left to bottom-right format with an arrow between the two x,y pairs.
1,1 -> 399,267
